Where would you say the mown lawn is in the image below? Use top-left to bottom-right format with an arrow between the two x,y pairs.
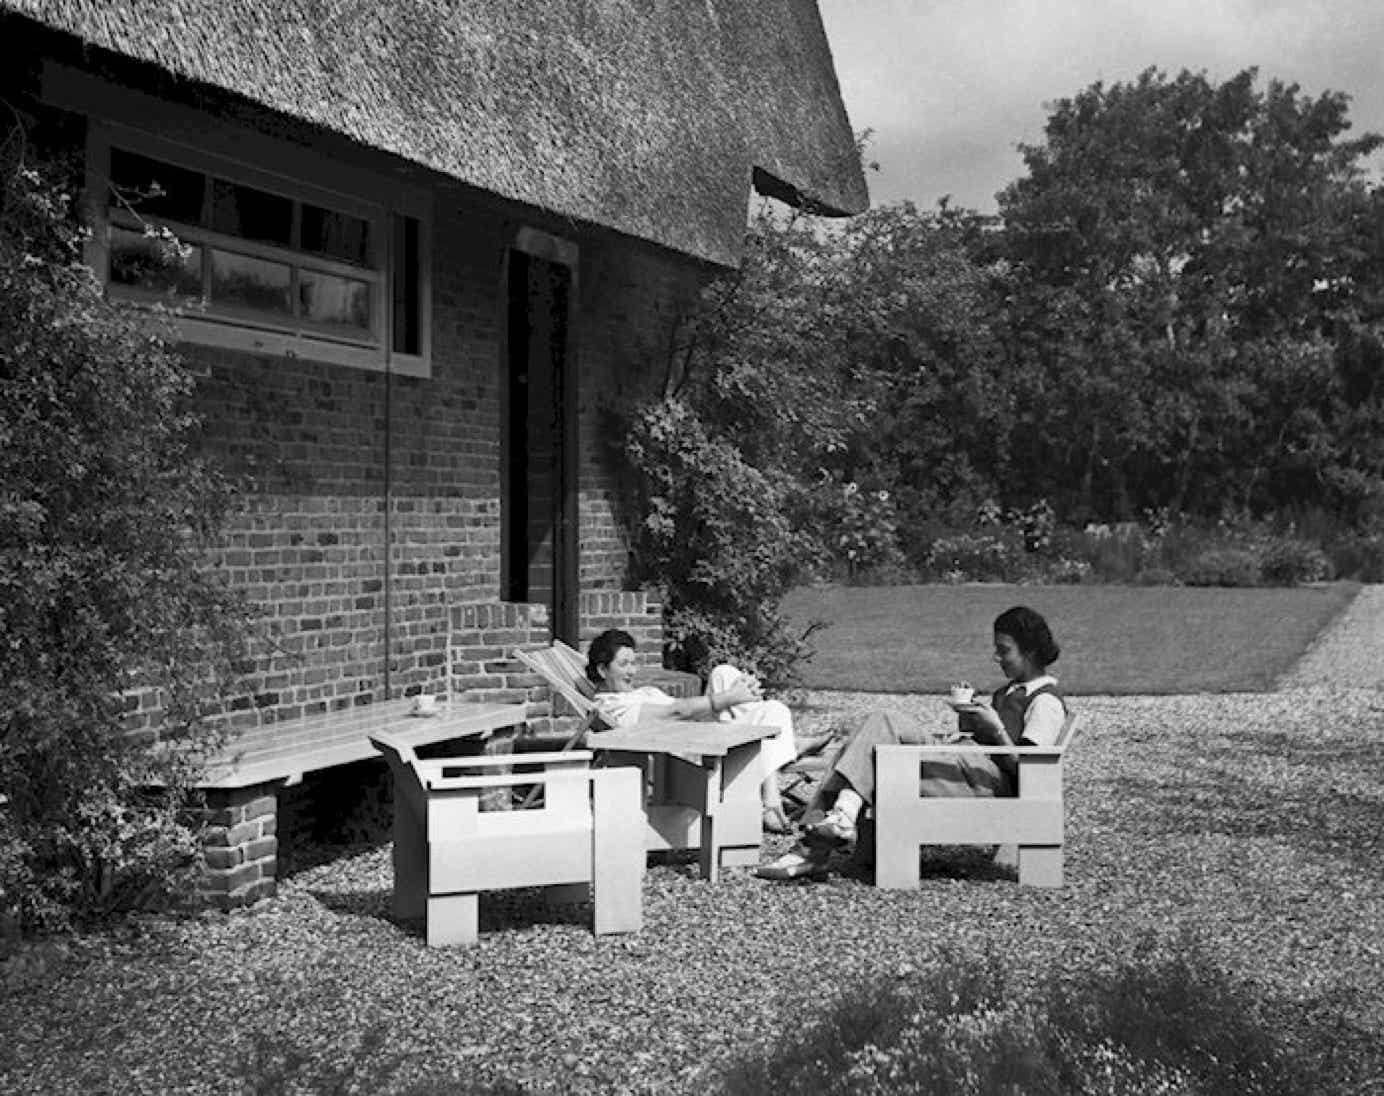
778,582 -> 1360,694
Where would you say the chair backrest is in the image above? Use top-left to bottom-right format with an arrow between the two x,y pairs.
552,639 -> 588,679
512,644 -> 612,738
369,732 -> 426,810
1054,711 -> 1081,750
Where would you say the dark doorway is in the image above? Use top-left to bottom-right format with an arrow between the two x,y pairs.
504,249 -> 577,640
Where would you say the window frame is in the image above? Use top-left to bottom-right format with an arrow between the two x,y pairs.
69,85 -> 432,377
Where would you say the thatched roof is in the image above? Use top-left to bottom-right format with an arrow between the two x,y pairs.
3,0 -> 869,266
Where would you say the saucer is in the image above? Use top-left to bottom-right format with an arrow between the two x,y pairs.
944,698 -> 985,713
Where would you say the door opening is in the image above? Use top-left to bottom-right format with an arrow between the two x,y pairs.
504,249 -> 576,640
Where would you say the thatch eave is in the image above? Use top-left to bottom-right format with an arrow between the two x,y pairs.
2,1 -> 868,267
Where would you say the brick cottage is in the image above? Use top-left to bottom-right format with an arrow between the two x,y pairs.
0,0 -> 868,904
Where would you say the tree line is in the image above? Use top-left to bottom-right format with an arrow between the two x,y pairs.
620,67 -> 1384,675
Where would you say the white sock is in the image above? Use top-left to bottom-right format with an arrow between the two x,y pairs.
833,788 -> 864,822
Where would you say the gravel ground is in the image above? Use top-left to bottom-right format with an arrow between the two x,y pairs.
1,589 -> 1381,1094
1276,583 -> 1384,690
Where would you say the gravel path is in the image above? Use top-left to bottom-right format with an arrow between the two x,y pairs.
1275,583 -> 1384,690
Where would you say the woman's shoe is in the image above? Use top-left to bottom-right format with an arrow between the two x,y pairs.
805,806 -> 857,848
762,806 -> 793,835
755,845 -> 827,881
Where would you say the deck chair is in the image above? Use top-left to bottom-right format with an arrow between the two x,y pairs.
512,642 -> 609,753
873,712 -> 1082,888
370,732 -> 643,946
512,640 -> 703,752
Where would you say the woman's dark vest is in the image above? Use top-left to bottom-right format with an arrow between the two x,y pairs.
990,682 -> 1066,744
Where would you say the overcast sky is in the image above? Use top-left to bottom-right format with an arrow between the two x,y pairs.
818,0 -> 1384,211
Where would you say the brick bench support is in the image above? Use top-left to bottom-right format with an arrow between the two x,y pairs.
199,782 -> 281,908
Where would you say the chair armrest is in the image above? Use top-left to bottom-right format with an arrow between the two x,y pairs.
878,743 -> 1066,759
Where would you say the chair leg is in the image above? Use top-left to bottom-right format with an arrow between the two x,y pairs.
1016,845 -> 1063,887
392,807 -> 427,922
698,761 -> 722,882
426,893 -> 479,947
592,767 -> 643,936
874,832 -> 920,889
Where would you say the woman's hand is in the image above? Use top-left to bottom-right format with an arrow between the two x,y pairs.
717,672 -> 763,710
968,703 -> 1007,744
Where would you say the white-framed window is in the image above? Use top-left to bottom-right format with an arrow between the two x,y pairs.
82,120 -> 431,377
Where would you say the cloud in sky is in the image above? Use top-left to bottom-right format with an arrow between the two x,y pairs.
819,0 -> 1384,210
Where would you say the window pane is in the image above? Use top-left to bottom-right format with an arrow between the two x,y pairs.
109,147 -> 205,225
299,269 -> 372,333
391,214 -> 421,355
209,249 -> 292,315
301,204 -> 371,266
210,178 -> 293,247
109,225 -> 203,298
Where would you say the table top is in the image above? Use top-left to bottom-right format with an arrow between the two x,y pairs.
586,720 -> 776,758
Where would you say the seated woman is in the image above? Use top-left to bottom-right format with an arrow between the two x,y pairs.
585,628 -> 803,832
757,605 -> 1067,880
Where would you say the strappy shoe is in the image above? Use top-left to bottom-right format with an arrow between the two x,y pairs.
804,806 -> 857,849
762,806 -> 793,834
755,844 -> 828,881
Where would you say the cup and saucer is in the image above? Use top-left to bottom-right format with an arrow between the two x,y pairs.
412,694 -> 440,717
943,685 -> 985,714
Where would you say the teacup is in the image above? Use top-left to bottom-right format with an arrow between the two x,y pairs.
413,693 -> 439,715
948,684 -> 974,704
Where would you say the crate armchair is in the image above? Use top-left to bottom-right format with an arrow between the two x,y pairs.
370,732 -> 644,946
873,712 -> 1081,889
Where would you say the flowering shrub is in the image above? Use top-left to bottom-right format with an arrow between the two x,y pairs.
623,399 -> 816,686
829,481 -> 905,578
1259,538 -> 1334,585
1,127 -> 248,929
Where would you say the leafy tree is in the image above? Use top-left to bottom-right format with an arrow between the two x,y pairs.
620,198 -> 1019,676
622,207 -> 869,682
999,67 -> 1384,520
0,118 -> 247,928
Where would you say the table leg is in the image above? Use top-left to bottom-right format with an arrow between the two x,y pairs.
698,757 -> 723,882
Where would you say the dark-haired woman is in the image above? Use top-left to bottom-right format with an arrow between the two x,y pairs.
584,628 -> 802,832
757,605 -> 1067,880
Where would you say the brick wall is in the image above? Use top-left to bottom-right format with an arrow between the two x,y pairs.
574,236 -> 710,589
184,185 -> 711,741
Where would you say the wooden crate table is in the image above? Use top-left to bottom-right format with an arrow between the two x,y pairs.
585,721 -> 776,882
188,699 -> 529,908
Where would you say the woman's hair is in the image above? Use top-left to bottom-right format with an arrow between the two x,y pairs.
994,605 -> 1060,668
585,628 -> 636,684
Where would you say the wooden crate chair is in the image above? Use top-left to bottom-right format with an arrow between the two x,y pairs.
370,732 -> 643,947
873,712 -> 1082,889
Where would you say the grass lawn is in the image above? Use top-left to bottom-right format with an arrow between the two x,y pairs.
778,582 -> 1360,694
